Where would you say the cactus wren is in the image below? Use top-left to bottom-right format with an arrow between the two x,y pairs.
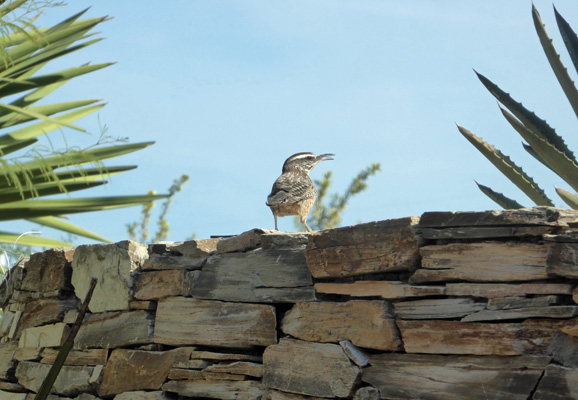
266,152 -> 334,232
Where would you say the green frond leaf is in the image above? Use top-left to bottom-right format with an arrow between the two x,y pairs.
0,194 -> 170,221
0,0 -> 30,18
0,99 -> 100,129
0,104 -> 105,149
0,231 -> 72,248
27,216 -> 110,243
457,124 -> 554,206
0,102 -> 86,132
0,138 -> 36,156
0,180 -> 105,204
0,63 -> 112,98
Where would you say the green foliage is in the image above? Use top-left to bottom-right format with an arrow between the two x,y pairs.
459,4 -> 578,209
296,163 -> 381,231
0,1 -> 169,247
127,174 -> 190,244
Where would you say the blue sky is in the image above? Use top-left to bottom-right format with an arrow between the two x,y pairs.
7,1 -> 578,243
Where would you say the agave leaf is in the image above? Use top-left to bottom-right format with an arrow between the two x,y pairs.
457,124 -> 554,206
0,194 -> 169,220
556,187 -> 578,209
27,216 -> 110,242
532,4 -> 578,120
499,106 -> 578,192
554,6 -> 578,81
522,143 -> 556,173
0,231 -> 72,248
475,71 -> 576,163
475,181 -> 524,209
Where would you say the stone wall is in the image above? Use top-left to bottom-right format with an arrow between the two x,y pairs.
1,207 -> 578,399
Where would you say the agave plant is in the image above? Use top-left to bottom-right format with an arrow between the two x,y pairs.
458,4 -> 578,210
0,1 -> 167,248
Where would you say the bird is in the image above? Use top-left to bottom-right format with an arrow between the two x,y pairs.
266,152 -> 334,232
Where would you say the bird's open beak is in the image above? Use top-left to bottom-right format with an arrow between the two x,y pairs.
317,153 -> 335,162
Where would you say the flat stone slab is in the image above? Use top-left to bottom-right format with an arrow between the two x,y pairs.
306,217 -> 421,278
263,339 -> 360,398
281,300 -> 401,351
363,353 -> 550,400
191,248 -> 314,303
411,242 -> 549,283
154,297 -> 277,348
418,207 -> 578,227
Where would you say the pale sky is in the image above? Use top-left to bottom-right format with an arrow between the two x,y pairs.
6,1 -> 578,243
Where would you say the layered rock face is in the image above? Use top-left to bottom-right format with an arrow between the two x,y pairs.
1,207 -> 578,399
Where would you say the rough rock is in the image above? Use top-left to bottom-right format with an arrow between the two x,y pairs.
19,322 -> 69,348
71,241 -> 148,312
217,228 -> 276,253
281,300 -> 401,351
191,248 -> 314,303
533,364 -> 578,400
133,269 -> 198,300
263,339 -> 360,398
398,319 -> 567,355
418,207 -> 578,227
154,297 -> 277,348
363,353 -> 550,400
21,248 -> 74,293
461,306 -> 578,322
115,392 -> 172,400
547,242 -> 578,278
306,217 -> 421,278
261,232 -> 310,249
163,380 -> 265,400
314,281 -> 445,299
142,254 -> 206,270
445,282 -> 574,298
394,298 -> 486,319
98,349 -> 176,397
163,238 -> 220,257
74,310 -> 154,349
15,361 -> 98,396
412,242 -> 549,283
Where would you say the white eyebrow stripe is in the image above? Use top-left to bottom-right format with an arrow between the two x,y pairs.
290,153 -> 314,160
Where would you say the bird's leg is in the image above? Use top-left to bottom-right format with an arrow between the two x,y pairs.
274,214 -> 279,231
301,216 -> 313,232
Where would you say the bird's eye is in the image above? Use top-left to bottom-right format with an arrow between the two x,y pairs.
307,156 -> 314,161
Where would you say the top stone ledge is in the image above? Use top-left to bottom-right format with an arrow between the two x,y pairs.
418,207 -> 578,228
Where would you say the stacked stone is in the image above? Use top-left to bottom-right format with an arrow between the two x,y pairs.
0,207 -> 578,399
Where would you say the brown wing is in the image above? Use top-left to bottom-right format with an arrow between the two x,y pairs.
266,173 -> 316,207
